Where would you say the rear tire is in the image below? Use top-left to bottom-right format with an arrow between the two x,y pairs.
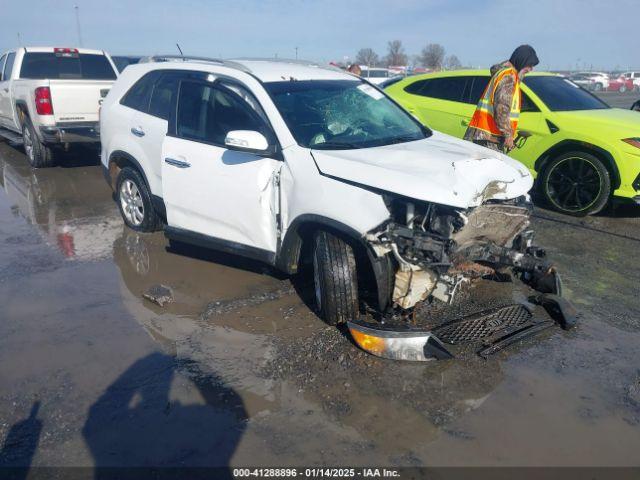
619,85 -> 627,93
115,166 -> 162,232
22,117 -> 56,168
541,151 -> 611,216
312,230 -> 359,325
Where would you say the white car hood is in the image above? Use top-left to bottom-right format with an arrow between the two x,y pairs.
311,131 -> 533,209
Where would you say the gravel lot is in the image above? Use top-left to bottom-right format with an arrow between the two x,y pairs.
0,115 -> 639,474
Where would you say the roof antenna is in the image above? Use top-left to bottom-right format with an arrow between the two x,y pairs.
176,43 -> 184,60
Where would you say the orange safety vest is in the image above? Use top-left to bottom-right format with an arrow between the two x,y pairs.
468,66 -> 521,138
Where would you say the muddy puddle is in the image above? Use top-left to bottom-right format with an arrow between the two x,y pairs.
0,143 -> 639,470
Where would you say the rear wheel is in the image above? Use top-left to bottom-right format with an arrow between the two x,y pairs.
312,230 -> 359,325
541,151 -> 611,216
115,166 -> 162,232
22,117 -> 56,168
619,85 -> 627,93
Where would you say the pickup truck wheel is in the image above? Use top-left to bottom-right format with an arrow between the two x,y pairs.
312,230 -> 359,325
116,167 -> 161,232
541,151 -> 611,216
22,118 -> 55,168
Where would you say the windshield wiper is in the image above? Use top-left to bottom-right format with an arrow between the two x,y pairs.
311,142 -> 360,150
385,134 -> 422,145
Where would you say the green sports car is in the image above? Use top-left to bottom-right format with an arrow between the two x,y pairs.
385,71 -> 640,215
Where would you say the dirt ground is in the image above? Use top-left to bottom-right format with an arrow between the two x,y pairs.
0,136 -> 639,474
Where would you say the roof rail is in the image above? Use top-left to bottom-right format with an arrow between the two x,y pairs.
232,57 -> 344,73
141,55 -> 252,73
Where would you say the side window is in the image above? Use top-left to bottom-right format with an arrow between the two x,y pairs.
467,76 -> 490,105
148,72 -> 180,120
521,92 -> 540,113
176,81 -> 267,146
0,55 -> 6,81
404,79 -> 428,95
3,53 -> 16,81
120,71 -> 161,112
148,71 -> 207,120
404,77 -> 469,103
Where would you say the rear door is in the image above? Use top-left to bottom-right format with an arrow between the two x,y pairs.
20,50 -> 117,123
129,70 -> 206,197
161,78 -> 281,254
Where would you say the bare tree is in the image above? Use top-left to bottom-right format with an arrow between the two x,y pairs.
420,43 -> 446,70
355,48 -> 379,68
385,40 -> 407,67
444,54 -> 462,70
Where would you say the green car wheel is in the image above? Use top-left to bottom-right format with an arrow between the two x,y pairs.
541,151 -> 611,216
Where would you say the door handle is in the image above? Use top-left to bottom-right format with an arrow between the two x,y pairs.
130,127 -> 145,137
164,157 -> 191,168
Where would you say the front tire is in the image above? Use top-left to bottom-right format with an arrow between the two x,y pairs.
312,230 -> 359,325
22,117 -> 56,168
541,151 -> 611,216
115,167 -> 161,232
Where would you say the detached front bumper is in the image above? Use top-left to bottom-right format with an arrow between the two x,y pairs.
39,122 -> 100,144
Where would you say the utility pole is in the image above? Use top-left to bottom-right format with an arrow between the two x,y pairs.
295,47 -> 298,60
74,5 -> 83,47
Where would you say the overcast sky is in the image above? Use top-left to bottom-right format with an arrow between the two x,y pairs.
2,0 -> 638,70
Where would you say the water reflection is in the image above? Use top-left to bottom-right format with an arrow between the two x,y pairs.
0,152 -> 121,262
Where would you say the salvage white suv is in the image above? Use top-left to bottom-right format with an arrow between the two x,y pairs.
100,57 -> 561,327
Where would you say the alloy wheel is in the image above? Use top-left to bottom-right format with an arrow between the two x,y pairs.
546,157 -> 602,213
120,179 -> 145,226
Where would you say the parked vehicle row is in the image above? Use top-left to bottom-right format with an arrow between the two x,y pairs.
0,47 -> 119,167
385,70 -> 640,216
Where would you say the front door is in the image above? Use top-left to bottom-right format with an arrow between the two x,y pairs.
161,79 -> 281,255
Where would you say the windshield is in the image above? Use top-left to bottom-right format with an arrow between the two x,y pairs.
524,76 -> 609,111
264,80 -> 429,149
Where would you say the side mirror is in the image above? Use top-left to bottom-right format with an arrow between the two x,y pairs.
224,130 -> 272,154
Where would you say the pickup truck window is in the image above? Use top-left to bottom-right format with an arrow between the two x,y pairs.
20,53 -> 117,80
2,53 -> 15,81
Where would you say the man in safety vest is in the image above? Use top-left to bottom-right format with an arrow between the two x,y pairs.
464,45 -> 539,153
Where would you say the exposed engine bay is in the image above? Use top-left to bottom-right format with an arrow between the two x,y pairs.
365,195 -> 559,310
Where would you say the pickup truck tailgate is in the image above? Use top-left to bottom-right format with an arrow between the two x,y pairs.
49,80 -> 113,123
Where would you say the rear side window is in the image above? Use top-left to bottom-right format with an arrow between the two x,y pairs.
0,55 -> 6,80
3,53 -> 16,81
404,77 -> 469,103
20,52 -> 117,80
176,81 -> 267,145
121,71 -> 161,112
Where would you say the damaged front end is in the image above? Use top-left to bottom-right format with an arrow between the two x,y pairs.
352,195 -> 574,361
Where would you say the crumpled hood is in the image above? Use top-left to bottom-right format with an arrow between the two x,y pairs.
311,131 -> 533,208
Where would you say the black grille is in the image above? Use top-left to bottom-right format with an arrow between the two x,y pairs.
432,305 -> 532,345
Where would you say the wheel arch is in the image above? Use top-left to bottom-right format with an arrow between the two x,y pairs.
277,214 -> 393,312
108,150 -> 166,220
108,150 -> 151,191
534,140 -> 621,190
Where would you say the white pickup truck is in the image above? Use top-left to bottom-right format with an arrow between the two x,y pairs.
0,47 -> 118,167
